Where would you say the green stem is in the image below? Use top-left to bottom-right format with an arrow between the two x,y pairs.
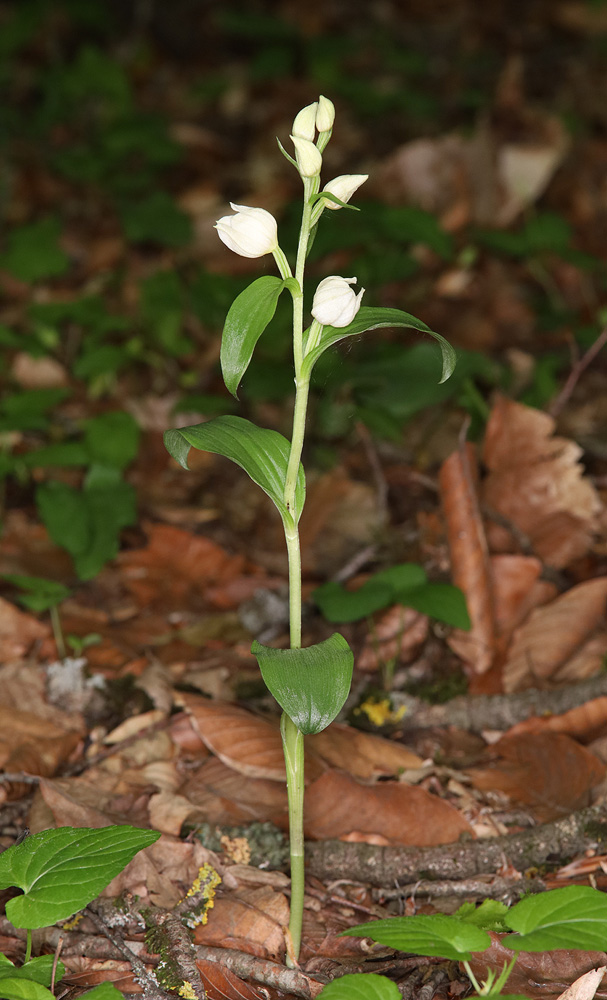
24,929 -> 32,964
50,604 -> 66,660
280,171 -> 320,964
281,712 -> 305,963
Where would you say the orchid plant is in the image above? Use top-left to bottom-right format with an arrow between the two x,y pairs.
164,96 -> 456,964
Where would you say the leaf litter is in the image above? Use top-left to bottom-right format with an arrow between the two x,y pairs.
1,4 -> 607,998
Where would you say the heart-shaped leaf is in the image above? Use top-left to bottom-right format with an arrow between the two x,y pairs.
0,825 -> 160,929
252,633 -> 353,734
0,956 -> 64,988
503,885 -> 607,952
302,306 -> 456,384
397,583 -> 471,629
221,276 -> 287,397
164,415 -> 305,527
343,914 -> 491,961
0,980 -> 55,1000
318,973 -> 401,1000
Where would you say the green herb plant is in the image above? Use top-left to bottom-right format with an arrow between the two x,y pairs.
316,885 -> 607,999
0,825 -> 160,1000
164,96 -> 456,962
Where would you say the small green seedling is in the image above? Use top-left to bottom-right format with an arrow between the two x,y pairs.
2,574 -> 72,659
313,562 -> 471,627
326,886 -> 607,1000
0,825 -> 159,1000
164,96 -> 456,961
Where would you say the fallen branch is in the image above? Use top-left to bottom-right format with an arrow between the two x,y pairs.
305,801 -> 607,886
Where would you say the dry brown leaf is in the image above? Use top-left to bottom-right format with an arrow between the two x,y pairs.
306,723 -> 423,779
506,697 -> 607,744
466,932 -> 607,1000
148,791 -> 195,836
180,693 -> 324,783
304,769 -> 473,846
118,522 -> 266,610
0,597 -> 49,659
196,958 -> 268,1000
482,397 -> 602,569
502,578 -> 607,692
194,885 -> 289,962
356,606 -> 429,673
467,731 -> 605,823
439,444 -> 495,674
179,756 -> 289,827
558,967 -> 607,1000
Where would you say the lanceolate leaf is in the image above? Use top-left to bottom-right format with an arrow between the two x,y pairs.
301,306 -> 456,384
164,415 -> 305,526
503,885 -> 607,952
221,276 -> 287,397
342,914 -> 491,962
251,633 -> 354,734
0,825 -> 160,929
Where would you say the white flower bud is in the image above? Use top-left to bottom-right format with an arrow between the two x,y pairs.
311,275 -> 364,328
292,102 -> 318,142
291,135 -> 322,178
215,203 -> 278,258
322,173 -> 368,209
316,95 -> 335,132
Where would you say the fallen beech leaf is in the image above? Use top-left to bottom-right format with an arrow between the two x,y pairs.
502,578 -> 607,692
558,966 -> 607,1000
0,596 -> 48,659
304,770 -> 473,846
306,723 -> 423,779
467,731 -> 605,822
507,697 -> 607,743
194,885 -> 289,962
179,756 -> 288,827
482,397 -> 602,569
466,932 -> 607,1000
439,444 -> 495,674
356,606 -> 429,672
118,522 -> 266,610
196,958 -> 268,1000
179,692 -> 323,782
148,791 -> 196,836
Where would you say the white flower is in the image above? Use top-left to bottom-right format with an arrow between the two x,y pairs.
291,135 -> 322,178
292,102 -> 318,142
316,96 -> 335,132
215,203 -> 278,258
322,173 -> 368,209
311,276 -> 364,328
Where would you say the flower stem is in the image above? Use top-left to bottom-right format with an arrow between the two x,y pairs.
280,174 -> 318,964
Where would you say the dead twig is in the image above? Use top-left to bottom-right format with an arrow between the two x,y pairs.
85,902 -> 170,1000
548,326 -> 607,420
194,945 -> 324,999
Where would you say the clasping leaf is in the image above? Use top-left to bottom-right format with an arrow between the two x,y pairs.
164,415 -> 305,527
301,306 -> 456,384
252,633 -> 353,734
221,275 -> 288,397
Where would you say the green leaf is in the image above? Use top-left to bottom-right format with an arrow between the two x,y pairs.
1,575 -> 71,613
313,580 -> 394,623
81,986 -> 126,1000
252,633 -> 353,735
503,885 -> 607,952
164,415 -> 305,527
120,192 -> 192,247
317,973 -> 401,1000
302,306 -> 456,385
1,218 -> 70,283
221,276 -> 287,397
398,583 -> 471,629
83,412 -> 140,469
0,956 -> 64,988
0,825 -> 160,929
0,979 -> 55,999
455,899 -> 510,932
342,914 -> 491,961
